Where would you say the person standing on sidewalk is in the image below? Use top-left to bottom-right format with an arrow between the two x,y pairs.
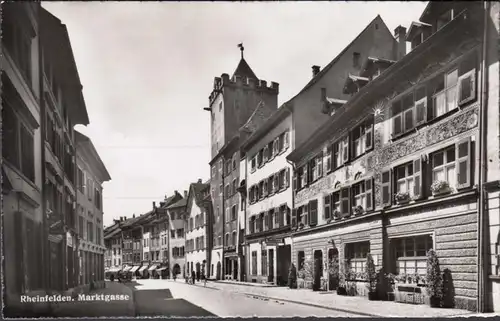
191,270 -> 196,285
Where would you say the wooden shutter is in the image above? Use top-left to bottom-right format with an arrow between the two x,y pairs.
324,194 -> 331,219
415,87 -> 427,126
342,136 -> 349,163
279,207 -> 284,227
340,188 -> 350,216
458,70 -> 476,106
268,176 -> 274,195
456,136 -> 472,189
413,157 -> 424,199
285,168 -> 290,188
291,209 -> 297,228
309,200 -> 318,226
292,171 -> 297,191
365,178 -> 374,211
326,146 -> 333,172
317,153 -> 323,178
365,121 -> 374,151
263,146 -> 269,163
284,131 -> 290,149
304,163 -> 309,186
381,170 -> 392,207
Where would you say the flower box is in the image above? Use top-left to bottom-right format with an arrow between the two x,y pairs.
332,210 -> 341,220
395,191 -> 411,204
352,205 -> 364,216
431,180 -> 452,196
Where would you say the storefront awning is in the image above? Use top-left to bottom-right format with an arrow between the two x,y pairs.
108,266 -> 122,273
148,265 -> 158,271
138,265 -> 148,273
122,266 -> 132,272
156,267 -> 167,272
129,266 -> 140,273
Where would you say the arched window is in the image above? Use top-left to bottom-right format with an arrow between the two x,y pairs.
225,233 -> 230,246
232,231 -> 237,245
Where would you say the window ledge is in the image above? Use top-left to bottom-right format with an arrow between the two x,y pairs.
384,188 -> 477,214
489,275 -> 500,281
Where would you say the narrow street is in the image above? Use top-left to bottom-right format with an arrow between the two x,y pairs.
127,279 -> 363,317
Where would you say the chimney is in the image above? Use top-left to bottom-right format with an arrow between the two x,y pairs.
312,65 -> 321,78
394,25 -> 407,60
153,201 -> 156,209
133,214 -> 135,218
184,190 -> 188,198
198,179 -> 202,183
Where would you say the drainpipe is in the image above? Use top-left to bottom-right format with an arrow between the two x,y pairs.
221,155 -> 226,279
38,2 -> 49,292
477,0 -> 489,313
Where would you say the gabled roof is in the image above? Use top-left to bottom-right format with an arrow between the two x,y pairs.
75,131 -> 111,182
285,15 -> 394,104
232,58 -> 258,80
406,21 -> 432,41
167,197 -> 187,209
187,181 -> 211,210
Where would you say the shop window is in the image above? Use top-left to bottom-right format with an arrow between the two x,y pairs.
345,241 -> 370,274
392,235 -> 433,276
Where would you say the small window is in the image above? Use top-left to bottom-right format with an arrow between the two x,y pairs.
353,52 -> 361,68
432,145 -> 456,189
393,235 -> 433,276
345,241 -> 370,273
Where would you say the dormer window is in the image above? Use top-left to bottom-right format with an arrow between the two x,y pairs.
437,9 -> 453,31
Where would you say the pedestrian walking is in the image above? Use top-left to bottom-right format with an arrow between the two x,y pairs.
191,270 -> 196,285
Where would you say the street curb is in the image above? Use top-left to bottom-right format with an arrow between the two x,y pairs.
169,280 -> 221,291
240,292 -> 382,318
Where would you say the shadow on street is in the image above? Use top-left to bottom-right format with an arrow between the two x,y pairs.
125,283 -> 215,317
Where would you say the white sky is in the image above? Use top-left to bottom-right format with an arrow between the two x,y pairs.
41,1 -> 428,228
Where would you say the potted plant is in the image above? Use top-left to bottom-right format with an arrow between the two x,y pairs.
426,249 -> 443,308
332,210 -> 341,220
395,191 -> 411,204
353,205 -> 364,215
431,180 -> 451,196
328,256 -> 340,291
365,254 -> 378,300
337,262 -> 347,295
288,263 -> 297,289
298,222 -> 305,230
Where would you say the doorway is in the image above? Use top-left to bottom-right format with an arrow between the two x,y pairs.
268,249 -> 274,283
216,262 -> 221,280
276,245 -> 291,286
313,250 -> 323,291
328,248 -> 339,290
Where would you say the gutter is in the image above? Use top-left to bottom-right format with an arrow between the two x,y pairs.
286,110 -> 296,240
38,2 -> 49,292
477,0 -> 489,313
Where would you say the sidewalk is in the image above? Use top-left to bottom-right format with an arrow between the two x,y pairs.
208,281 -> 476,318
50,281 -> 135,317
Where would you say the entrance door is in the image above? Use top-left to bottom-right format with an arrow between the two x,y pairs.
276,245 -> 291,286
233,260 -> 238,280
313,250 -> 323,291
268,249 -> 274,283
216,262 -> 221,280
328,248 -> 339,290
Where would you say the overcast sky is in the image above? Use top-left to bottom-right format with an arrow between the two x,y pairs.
42,1 -> 427,228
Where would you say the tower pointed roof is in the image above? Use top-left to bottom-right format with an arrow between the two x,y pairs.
232,58 -> 258,80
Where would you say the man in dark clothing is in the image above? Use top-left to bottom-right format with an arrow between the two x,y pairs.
191,270 -> 196,284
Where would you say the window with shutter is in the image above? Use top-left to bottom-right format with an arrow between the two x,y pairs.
392,100 -> 403,137
326,146 -> 333,172
413,157 -> 424,199
263,146 -> 269,163
268,142 -> 274,160
309,200 -> 318,226
293,171 -> 297,191
285,168 -> 290,188
302,205 -> 309,225
456,137 -> 471,189
268,175 -> 274,195
279,205 -> 285,227
340,188 -> 350,217
365,120 -> 373,151
291,208 -> 297,228
365,178 -> 373,211
284,131 -> 290,149
324,194 -> 331,219
303,165 -> 309,187
415,87 -> 427,126
317,153 -> 323,178
273,139 -> 279,156
342,136 -> 349,163
381,170 -> 392,207
458,70 -> 476,106
264,212 -> 269,231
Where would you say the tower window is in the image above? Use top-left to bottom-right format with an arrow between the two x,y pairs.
353,52 -> 360,68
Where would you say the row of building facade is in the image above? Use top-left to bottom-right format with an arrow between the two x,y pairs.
102,1 -> 500,313
2,2 -> 112,317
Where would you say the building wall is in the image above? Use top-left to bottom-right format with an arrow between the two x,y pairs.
168,207 -> 186,277
485,0 -> 500,313
142,229 -> 150,261
186,199 -> 208,272
246,115 -> 293,222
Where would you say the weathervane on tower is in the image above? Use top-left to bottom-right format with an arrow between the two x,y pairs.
238,43 -> 244,59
